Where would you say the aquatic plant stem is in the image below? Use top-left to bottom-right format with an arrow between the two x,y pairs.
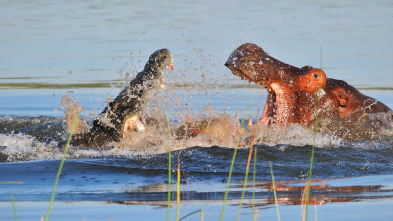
305,87 -> 321,221
177,151 -> 181,221
237,112 -> 260,221
238,92 -> 262,221
304,41 -> 323,221
252,146 -> 258,221
166,113 -> 172,221
45,107 -> 81,221
0,181 -> 23,184
220,93 -> 254,221
269,161 -> 281,221
220,124 -> 242,221
236,145 -> 254,221
11,195 -> 17,221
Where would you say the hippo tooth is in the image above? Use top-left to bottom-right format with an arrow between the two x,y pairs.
248,116 -> 253,126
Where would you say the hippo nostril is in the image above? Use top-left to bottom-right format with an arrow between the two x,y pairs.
313,74 -> 319,78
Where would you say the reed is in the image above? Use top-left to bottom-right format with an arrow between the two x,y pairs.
44,107 -> 81,221
303,42 -> 324,221
11,195 -> 17,221
269,161 -> 281,221
301,180 -> 310,221
252,146 -> 258,221
236,138 -> 254,221
0,181 -> 23,184
237,93 -> 262,221
165,113 -> 173,221
220,94 -> 254,221
251,93 -> 264,220
177,151 -> 181,221
302,92 -> 321,221
220,121 -> 243,221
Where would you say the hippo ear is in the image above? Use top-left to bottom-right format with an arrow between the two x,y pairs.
300,65 -> 313,72
333,88 -> 349,107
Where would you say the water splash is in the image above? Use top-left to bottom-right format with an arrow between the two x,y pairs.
60,91 -> 89,134
1,87 -> 393,162
1,65 -> 393,162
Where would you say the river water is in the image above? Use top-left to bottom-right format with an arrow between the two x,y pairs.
1,1 -> 393,220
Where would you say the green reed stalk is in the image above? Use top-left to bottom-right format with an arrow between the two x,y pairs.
220,121 -> 242,221
305,41 -> 323,221
237,108 -> 260,221
11,195 -> 17,221
45,107 -> 81,221
240,93 -> 263,221
166,113 -> 172,221
220,94 -> 254,221
304,87 -> 321,221
177,151 -> 181,221
314,203 -> 318,221
252,146 -> 257,221
269,161 -> 281,221
305,42 -> 323,220
236,145 -> 254,221
0,181 -> 23,184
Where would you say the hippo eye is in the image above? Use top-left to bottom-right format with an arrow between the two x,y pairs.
313,74 -> 319,78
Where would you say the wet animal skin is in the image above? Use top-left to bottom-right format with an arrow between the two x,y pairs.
70,49 -> 174,147
225,43 -> 391,126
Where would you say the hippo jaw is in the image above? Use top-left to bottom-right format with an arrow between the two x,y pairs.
225,61 -> 271,86
225,62 -> 296,124
226,43 -> 328,125
225,44 -> 299,125
224,44 -> 278,87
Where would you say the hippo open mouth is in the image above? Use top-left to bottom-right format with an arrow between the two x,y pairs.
225,43 -> 392,129
225,43 -> 328,125
224,62 -> 278,124
225,63 -> 295,125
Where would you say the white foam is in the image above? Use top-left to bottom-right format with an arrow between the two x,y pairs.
241,123 -> 343,148
0,133 -> 62,161
1,88 -> 391,162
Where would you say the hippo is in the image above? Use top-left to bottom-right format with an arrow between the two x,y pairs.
69,49 -> 174,147
225,43 -> 392,139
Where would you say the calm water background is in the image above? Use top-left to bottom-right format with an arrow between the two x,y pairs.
1,0 -> 393,116
1,1 -> 393,220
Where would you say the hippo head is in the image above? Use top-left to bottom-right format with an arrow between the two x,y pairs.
225,43 -> 328,125
225,43 -> 326,91
225,43 -> 392,130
